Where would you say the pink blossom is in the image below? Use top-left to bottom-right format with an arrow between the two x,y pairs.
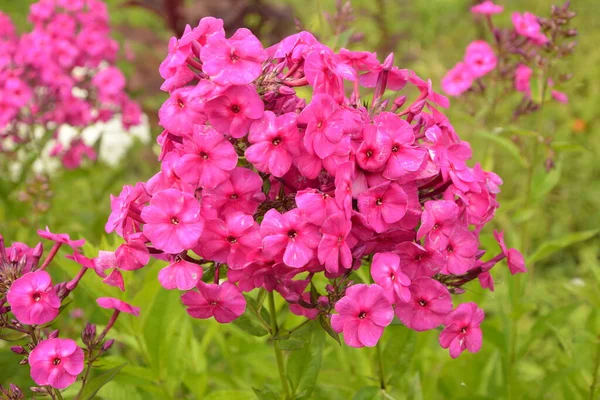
439,302 -> 484,358
29,338 -> 84,389
200,28 -> 268,85
494,230 -> 527,274
357,182 -> 408,233
515,64 -> 533,96
199,212 -> 261,269
304,48 -> 356,101
102,269 -> 125,291
181,281 -> 246,323
356,125 -> 392,172
464,41 -> 497,78
173,127 -> 237,189
396,242 -> 444,280
158,86 -> 205,136
7,270 -> 60,325
331,284 -> 394,348
471,1 -> 503,15
417,200 -> 459,242
442,62 -> 474,96
395,277 -> 452,331
204,84 -> 264,138
295,189 -> 343,226
105,183 -> 149,237
158,257 -> 203,290
115,233 -> 150,271
435,227 -> 479,275
141,189 -> 204,254
97,297 -> 140,316
260,209 -> 320,268
512,12 -> 548,44
318,213 -> 353,275
371,252 -> 411,303
297,93 -> 347,159
37,226 -> 85,249
201,167 -> 266,218
552,90 -> 568,104
246,111 -> 301,177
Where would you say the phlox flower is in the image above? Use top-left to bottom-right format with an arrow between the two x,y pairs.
141,189 -> 204,254
512,12 -> 548,44
158,257 -> 203,290
356,125 -> 392,172
297,93 -> 347,159
464,41 -> 497,78
204,84 -> 264,138
7,270 -> 60,325
105,183 -> 150,237
441,62 -> 474,96
158,86 -> 205,136
371,252 -> 411,303
439,302 -> 484,358
295,189 -> 343,226
201,167 -> 266,218
471,1 -> 503,15
37,226 -> 85,249
331,284 -> 394,348
318,213 -> 353,275
432,227 -> 479,275
493,230 -> 527,274
417,200 -> 459,242
28,338 -> 84,389
395,277 -> 452,331
357,182 -> 408,233
181,281 -> 246,323
514,64 -> 533,96
395,242 -> 444,280
115,233 -> 150,271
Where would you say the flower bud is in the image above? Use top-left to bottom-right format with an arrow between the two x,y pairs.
325,284 -> 334,293
382,53 -> 395,70
101,339 -> 115,352
278,85 -> 296,96
19,358 -> 28,365
30,386 -> 48,393
317,296 -> 329,307
82,323 -> 96,344
10,346 -> 25,354
47,329 -> 59,339
394,95 -> 407,109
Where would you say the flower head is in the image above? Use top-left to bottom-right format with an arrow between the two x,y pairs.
181,281 -> 246,323
439,302 -> 484,358
29,338 -> 84,389
7,270 -> 60,325
395,277 -> 452,331
371,252 -> 411,304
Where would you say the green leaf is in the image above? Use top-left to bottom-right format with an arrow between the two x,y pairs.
203,390 -> 256,400
527,229 -> 600,264
232,313 -> 269,337
352,386 -> 383,400
287,321 -> 325,399
275,337 -> 306,351
252,386 -> 279,400
76,363 -> 125,400
318,314 -> 341,345
477,131 -> 529,168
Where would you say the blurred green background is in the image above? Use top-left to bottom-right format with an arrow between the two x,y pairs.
0,0 -> 599,399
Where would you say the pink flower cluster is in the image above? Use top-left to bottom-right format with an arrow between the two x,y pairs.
0,0 -> 141,166
442,1 -> 571,105
104,17 -> 525,357
1,229 -> 139,392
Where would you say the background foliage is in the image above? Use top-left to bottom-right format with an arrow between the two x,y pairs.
1,0 -> 599,399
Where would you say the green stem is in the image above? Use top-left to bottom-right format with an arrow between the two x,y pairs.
54,389 -> 64,400
376,340 -> 387,391
268,292 -> 291,400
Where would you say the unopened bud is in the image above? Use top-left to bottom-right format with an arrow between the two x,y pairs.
10,346 -> 25,354
545,158 -> 555,172
317,296 -> 329,307
30,386 -> 48,393
19,358 -> 28,365
394,95 -> 407,109
101,339 -> 115,352
565,29 -> 577,37
475,250 -> 487,260
325,284 -> 334,293
54,282 -> 68,298
47,329 -> 59,339
382,53 -> 395,70
278,85 -> 296,96
82,323 -> 96,344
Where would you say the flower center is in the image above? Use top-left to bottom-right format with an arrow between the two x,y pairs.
230,194 -> 238,200
287,230 -> 298,239
418,299 -> 427,307
365,150 -> 373,158
200,151 -> 209,160
272,137 -> 282,146
446,245 -> 454,253
376,198 -> 383,206
171,217 -> 179,225
432,223 -> 440,230
316,121 -> 323,129
338,236 -> 344,243
32,292 -> 41,302
461,327 -> 468,334
53,358 -> 61,366
227,236 -> 237,243
358,311 -> 367,319
392,145 -> 399,152
231,104 -> 241,114
177,99 -> 185,108
230,49 -> 240,62
210,301 -> 218,305
390,273 -> 395,281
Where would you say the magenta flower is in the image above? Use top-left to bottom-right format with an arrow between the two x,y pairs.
204,84 -> 264,138
551,90 -> 568,104
158,86 -> 205,136
297,93 -> 346,159
246,111 -> 301,177
515,64 -> 533,96
260,209 -> 320,268
471,1 -> 503,15
141,189 -> 205,254
29,338 -> 84,389
115,233 -> 150,271
96,297 -> 140,316
7,270 -> 60,325
158,258 -> 203,290
417,200 -> 459,242
181,281 -> 246,323
37,226 -> 85,249
199,212 -> 261,269
105,183 -> 149,238
437,228 -> 479,275
304,48 -> 356,101
356,125 -> 392,171
439,302 -> 484,358
371,252 -> 411,304
512,12 -> 548,44
357,182 -> 408,233
396,242 -> 444,280
442,62 -> 474,96
395,277 -> 452,331
331,284 -> 394,348
201,167 -> 266,218
200,28 -> 267,85
493,230 -> 527,274
318,213 -> 353,275
295,189 -> 344,226
173,127 -> 237,189
464,41 -> 497,78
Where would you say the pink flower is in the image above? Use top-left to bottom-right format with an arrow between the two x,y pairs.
439,302 -> 484,358
331,284 -> 394,348
297,93 -> 347,159
96,297 -> 140,316
304,48 -> 356,101
204,84 -> 264,138
105,183 -> 149,237
318,213 -> 353,275
295,189 -> 344,225
552,90 -> 568,104
29,338 -> 84,389
436,227 -> 479,275
158,86 -> 205,136
115,233 -> 150,271
395,277 -> 452,331
396,242 -> 444,280
200,28 -> 268,85
417,200 -> 459,242
181,281 -> 246,323
141,189 -> 205,254
260,208 -> 320,268
246,111 -> 301,177
493,230 -> 527,274
471,1 -> 503,15
199,212 -> 261,269
158,257 -> 203,290
512,12 -> 548,44
371,252 -> 411,304
37,226 -> 85,249
442,62 -> 474,96
357,182 -> 408,233
173,127 -> 237,189
515,64 -> 533,96
201,167 -> 266,218
7,270 -> 60,325
356,125 -> 392,172
102,269 -> 125,292
464,41 -> 497,78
